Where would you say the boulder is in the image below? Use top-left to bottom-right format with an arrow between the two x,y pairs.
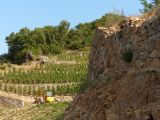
0,96 -> 24,108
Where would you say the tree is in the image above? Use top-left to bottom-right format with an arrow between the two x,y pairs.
5,13 -> 124,63
66,29 -> 84,50
6,28 -> 35,63
140,0 -> 160,13
58,20 -> 70,47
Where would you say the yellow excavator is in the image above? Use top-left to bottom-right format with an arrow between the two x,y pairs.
45,91 -> 55,103
34,91 -> 55,104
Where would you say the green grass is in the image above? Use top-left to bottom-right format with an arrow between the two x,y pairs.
35,102 -> 69,120
0,102 -> 69,120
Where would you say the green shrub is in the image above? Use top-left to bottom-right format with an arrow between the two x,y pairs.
122,48 -> 133,63
48,44 -> 62,55
0,54 -> 10,64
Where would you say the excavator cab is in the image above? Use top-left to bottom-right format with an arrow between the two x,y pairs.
45,91 -> 55,103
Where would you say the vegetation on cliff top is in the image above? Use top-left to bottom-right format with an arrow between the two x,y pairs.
140,0 -> 160,13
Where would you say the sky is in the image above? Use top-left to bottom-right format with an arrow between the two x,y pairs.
0,0 -> 144,55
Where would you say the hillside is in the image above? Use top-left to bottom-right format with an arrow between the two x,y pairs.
0,11 -> 123,120
63,8 -> 160,119
0,50 -> 88,95
0,102 -> 68,120
0,50 -> 88,120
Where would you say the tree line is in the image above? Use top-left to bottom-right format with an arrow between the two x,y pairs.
1,13 -> 124,63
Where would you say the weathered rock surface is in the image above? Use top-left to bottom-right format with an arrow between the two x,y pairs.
63,9 -> 160,120
0,96 -> 24,108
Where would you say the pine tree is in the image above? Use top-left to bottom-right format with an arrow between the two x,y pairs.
140,0 -> 160,13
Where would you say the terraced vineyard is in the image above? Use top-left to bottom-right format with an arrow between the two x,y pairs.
2,63 -> 87,84
0,50 -> 89,96
0,50 -> 89,120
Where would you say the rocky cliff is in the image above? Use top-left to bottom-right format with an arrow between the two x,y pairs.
63,9 -> 160,120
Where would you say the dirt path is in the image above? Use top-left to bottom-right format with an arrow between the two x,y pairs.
2,82 -> 79,87
0,90 -> 74,104
0,90 -> 73,120
0,91 -> 34,103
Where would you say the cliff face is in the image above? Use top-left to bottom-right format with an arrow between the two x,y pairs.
88,10 -> 160,82
63,9 -> 160,120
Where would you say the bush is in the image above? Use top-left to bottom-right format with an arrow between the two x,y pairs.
0,54 -> 10,64
48,44 -> 62,55
122,48 -> 133,63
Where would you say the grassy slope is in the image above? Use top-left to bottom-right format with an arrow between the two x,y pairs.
0,102 -> 68,120
35,102 -> 69,120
